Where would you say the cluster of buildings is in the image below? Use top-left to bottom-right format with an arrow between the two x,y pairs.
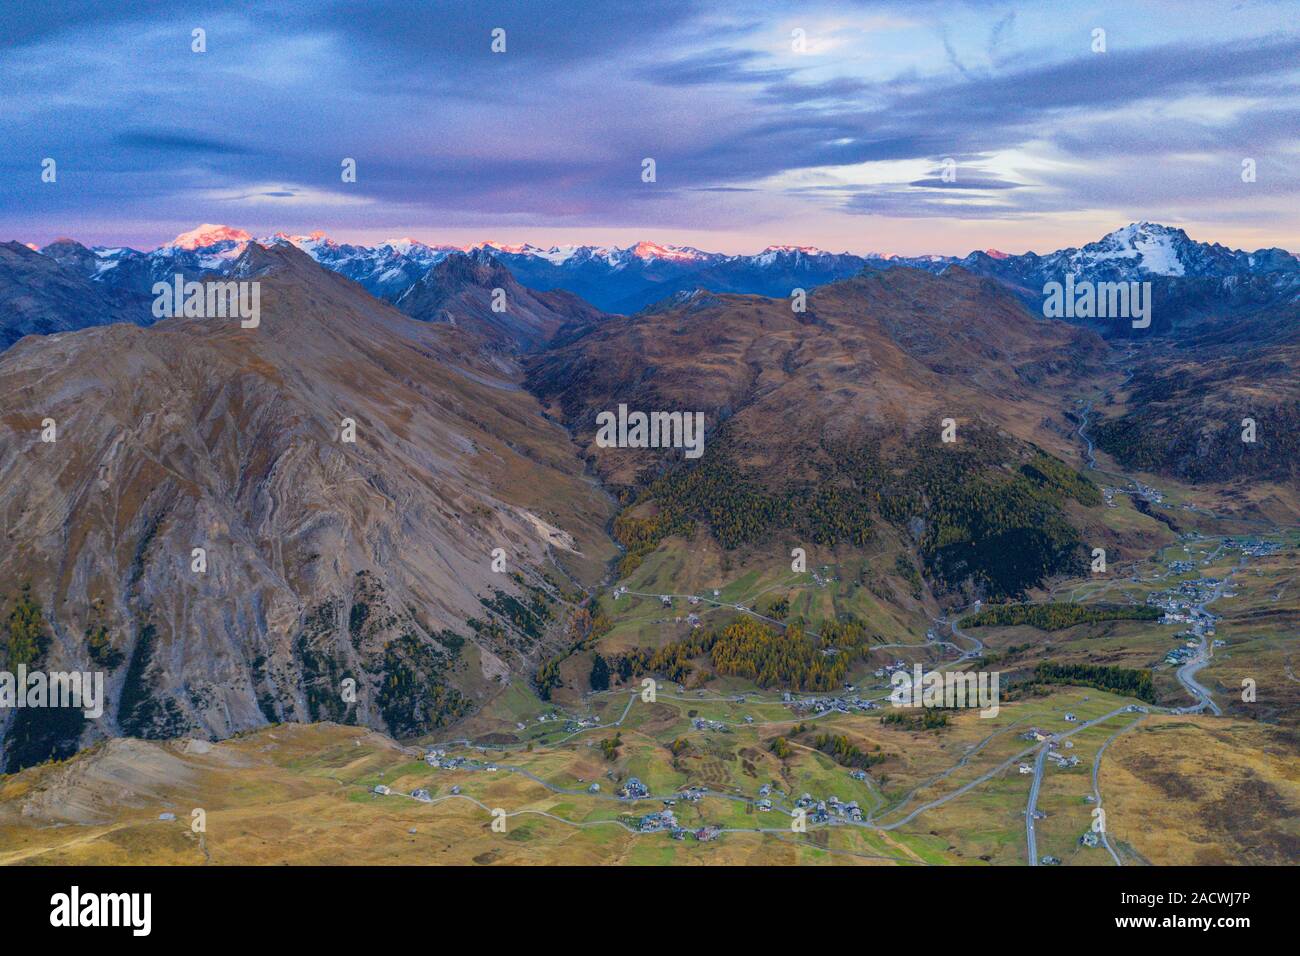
1020,728 -> 1057,743
785,692 -> 881,715
424,749 -> 497,773
793,792 -> 864,823
1048,747 -> 1080,769
637,808 -> 677,832
1148,579 -> 1221,633
692,717 -> 730,732
1016,729 -> 1080,769
1227,537 -> 1281,559
810,567 -> 835,588
634,807 -> 722,843
1128,480 -> 1165,505
873,660 -> 911,680
617,777 -> 650,800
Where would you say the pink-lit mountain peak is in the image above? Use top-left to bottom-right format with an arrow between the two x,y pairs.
164,223 -> 253,250
627,240 -> 709,262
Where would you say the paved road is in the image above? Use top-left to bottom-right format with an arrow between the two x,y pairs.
1025,743 -> 1050,865
942,614 -> 985,662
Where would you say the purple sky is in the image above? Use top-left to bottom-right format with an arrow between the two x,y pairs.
3,0 -> 1298,255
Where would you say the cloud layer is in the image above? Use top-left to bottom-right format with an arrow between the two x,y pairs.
3,0 -> 1297,253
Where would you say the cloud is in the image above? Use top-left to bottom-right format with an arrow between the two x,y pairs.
115,131 -> 254,156
0,0 -> 1296,248
636,47 -> 793,86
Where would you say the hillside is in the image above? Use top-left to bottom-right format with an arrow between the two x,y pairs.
0,243 -> 617,771
396,249 -> 603,352
528,266 -> 1111,599
1092,300 -> 1300,485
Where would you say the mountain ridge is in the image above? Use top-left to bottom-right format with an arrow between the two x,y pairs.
20,221 -> 1298,320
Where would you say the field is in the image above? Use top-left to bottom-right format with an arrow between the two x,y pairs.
2,668 -> 1294,865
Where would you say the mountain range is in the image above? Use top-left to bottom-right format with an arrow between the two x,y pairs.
18,221 -> 1300,325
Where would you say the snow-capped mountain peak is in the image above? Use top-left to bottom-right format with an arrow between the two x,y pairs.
30,220 -> 1297,320
1074,221 -> 1189,276
266,230 -> 341,254
760,244 -> 828,256
164,223 -> 252,250
626,241 -> 710,263
379,237 -> 436,255
475,241 -> 546,256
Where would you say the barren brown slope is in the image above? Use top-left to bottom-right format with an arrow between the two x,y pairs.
526,266 -> 1113,602
1093,299 -> 1300,487
0,242 -> 616,769
528,266 -> 1107,485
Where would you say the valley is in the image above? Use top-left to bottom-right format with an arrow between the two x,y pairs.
2,349 -> 1296,865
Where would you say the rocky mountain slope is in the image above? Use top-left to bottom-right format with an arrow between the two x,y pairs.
0,243 -> 616,771
0,242 -> 147,351
396,249 -> 603,351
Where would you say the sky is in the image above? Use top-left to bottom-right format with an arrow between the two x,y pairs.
3,0 -> 1298,256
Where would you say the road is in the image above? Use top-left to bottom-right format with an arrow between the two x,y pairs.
1172,564 -> 1238,716
1025,743 -> 1050,865
1092,718 -> 1143,866
1077,399 -> 1099,470
875,705 -> 1133,833
942,613 -> 985,662
394,692 -> 1140,858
